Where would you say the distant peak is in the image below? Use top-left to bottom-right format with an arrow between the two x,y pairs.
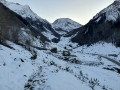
56,18 -> 71,20
52,18 -> 82,33
53,18 -> 80,25
23,4 -> 30,9
55,18 -> 75,22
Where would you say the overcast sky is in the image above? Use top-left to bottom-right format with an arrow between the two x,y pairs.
6,0 -> 114,25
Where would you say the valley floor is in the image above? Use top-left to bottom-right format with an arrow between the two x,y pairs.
0,40 -> 120,90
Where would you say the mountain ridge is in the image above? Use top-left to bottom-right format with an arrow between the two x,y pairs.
71,0 -> 120,47
0,0 -> 60,42
52,18 -> 82,35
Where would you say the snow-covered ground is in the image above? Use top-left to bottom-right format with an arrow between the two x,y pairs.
49,37 -> 78,51
73,42 -> 120,62
0,40 -> 120,90
0,42 -> 36,90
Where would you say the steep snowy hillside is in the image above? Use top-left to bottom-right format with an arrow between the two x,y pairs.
94,0 -> 120,22
0,0 -> 43,21
0,2 -> 47,48
52,18 -> 81,35
72,0 -> 120,46
0,0 -> 60,41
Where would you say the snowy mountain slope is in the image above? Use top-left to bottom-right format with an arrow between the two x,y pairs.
94,0 -> 120,22
0,0 -> 60,41
0,2 -> 47,48
72,0 -> 120,46
0,0 -> 45,22
52,18 -> 82,35
0,41 -> 120,90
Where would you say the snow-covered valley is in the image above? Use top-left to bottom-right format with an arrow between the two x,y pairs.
0,0 -> 120,90
0,40 -> 120,90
